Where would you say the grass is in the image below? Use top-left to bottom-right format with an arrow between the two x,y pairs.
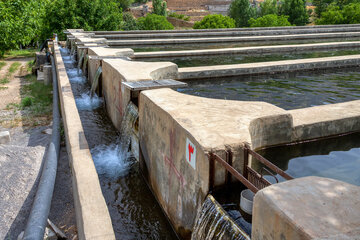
8,62 -> 21,74
0,61 -> 6,70
3,49 -> 37,60
0,86 -> 8,90
21,74 -> 52,115
0,77 -> 9,84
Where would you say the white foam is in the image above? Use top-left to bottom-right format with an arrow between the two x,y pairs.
92,144 -> 135,179
76,93 -> 103,110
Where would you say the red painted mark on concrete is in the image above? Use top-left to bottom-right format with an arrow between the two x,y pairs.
188,144 -> 194,162
163,129 -> 186,188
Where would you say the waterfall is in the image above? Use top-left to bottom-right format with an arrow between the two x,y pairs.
90,66 -> 102,98
118,101 -> 139,156
77,49 -> 85,70
83,54 -> 89,74
191,195 -> 250,240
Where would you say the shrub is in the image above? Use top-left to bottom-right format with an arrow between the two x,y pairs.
248,14 -> 292,27
280,0 -> 308,25
316,3 -> 360,24
21,97 -> 33,108
137,14 -> 174,30
168,12 -> 190,21
193,14 -> 236,29
316,5 -> 344,24
229,0 -> 257,27
121,12 -> 139,30
259,0 -> 279,16
152,0 -> 167,16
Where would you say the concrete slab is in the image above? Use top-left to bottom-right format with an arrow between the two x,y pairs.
88,47 -> 134,57
94,26 -> 360,40
178,55 -> 360,80
252,176 -> 360,240
289,100 -> 360,142
133,41 -> 360,59
107,32 -> 360,46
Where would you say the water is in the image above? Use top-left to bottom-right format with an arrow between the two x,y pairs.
77,49 -> 85,69
177,68 -> 360,110
191,195 -> 250,240
254,132 -> 360,186
59,47 -> 178,239
90,66 -> 102,97
144,49 -> 360,68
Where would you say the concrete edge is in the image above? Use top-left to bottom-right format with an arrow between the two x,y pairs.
53,42 -> 115,240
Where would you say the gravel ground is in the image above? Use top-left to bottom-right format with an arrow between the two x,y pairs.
0,125 -> 77,240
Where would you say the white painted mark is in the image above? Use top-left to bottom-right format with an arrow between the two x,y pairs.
186,138 -> 196,170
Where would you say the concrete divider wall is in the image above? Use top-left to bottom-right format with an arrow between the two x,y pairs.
53,42 -> 115,240
101,59 -> 177,129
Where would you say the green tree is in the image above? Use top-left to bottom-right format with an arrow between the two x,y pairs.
260,0 -> 279,16
316,4 -> 344,24
280,0 -> 308,25
43,0 -> 123,40
316,2 -> 360,24
229,0 -> 257,27
121,12 -> 139,30
152,0 -> 167,16
137,14 -> 174,30
193,14 -> 236,29
0,0 -> 49,56
248,14 -> 292,27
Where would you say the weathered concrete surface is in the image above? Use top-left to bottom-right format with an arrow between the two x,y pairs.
107,32 -> 360,46
289,100 -> 360,142
102,59 -> 177,129
94,26 -> 360,40
88,47 -> 134,57
88,24 -> 360,35
178,55 -> 360,79
87,47 -> 134,85
252,176 -> 360,240
134,41 -> 360,59
54,42 -> 115,240
139,88 -> 287,238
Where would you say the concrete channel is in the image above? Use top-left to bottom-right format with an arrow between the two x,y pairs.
61,26 -> 360,239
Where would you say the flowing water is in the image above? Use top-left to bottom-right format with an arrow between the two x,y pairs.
90,66 -> 102,97
192,195 -> 250,240
143,49 -> 360,68
176,68 -> 360,110
59,47 -> 178,239
254,132 -> 360,186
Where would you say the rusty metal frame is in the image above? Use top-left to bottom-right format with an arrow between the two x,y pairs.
208,144 -> 293,193
244,143 -> 293,181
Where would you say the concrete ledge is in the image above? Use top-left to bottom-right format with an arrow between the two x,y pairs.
178,55 -> 360,80
133,41 -> 360,59
289,100 -> 360,142
252,176 -> 360,240
53,42 -> 115,240
87,24 -> 360,35
94,26 -> 360,40
101,59 -> 177,129
88,47 -> 134,57
107,32 -> 360,46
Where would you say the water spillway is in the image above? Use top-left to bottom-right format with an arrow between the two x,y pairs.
59,48 -> 178,239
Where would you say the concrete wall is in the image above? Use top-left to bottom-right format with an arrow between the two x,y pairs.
101,59 -> 177,129
53,42 -> 115,240
178,55 -> 360,80
252,176 -> 360,240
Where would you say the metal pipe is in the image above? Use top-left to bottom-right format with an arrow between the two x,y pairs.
23,53 -> 61,240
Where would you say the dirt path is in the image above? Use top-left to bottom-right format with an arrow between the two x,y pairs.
0,58 -> 32,110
